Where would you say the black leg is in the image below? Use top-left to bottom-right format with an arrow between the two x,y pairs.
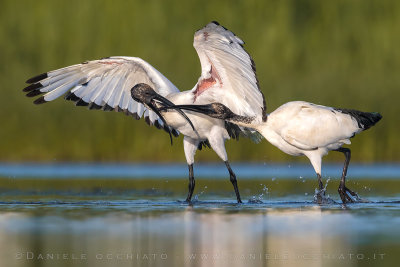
185,164 -> 195,202
317,173 -> 324,191
316,173 -> 325,204
225,161 -> 242,203
336,148 -> 359,203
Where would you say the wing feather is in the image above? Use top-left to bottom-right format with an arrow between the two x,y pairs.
25,57 -> 180,135
82,77 -> 102,102
192,22 -> 266,141
120,90 -> 131,110
44,80 -> 81,102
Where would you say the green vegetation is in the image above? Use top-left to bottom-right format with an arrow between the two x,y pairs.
0,0 -> 399,162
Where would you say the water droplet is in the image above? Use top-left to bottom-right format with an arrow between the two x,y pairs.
323,178 -> 331,190
248,196 -> 263,204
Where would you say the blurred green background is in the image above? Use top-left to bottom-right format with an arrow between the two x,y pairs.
0,0 -> 399,163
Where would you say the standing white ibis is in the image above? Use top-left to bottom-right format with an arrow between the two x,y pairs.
23,21 -> 266,203
170,101 -> 382,204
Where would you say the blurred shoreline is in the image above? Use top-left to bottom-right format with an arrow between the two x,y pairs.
1,162 -> 399,179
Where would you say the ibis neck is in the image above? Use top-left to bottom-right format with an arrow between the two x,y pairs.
226,113 -> 266,131
227,113 -> 280,148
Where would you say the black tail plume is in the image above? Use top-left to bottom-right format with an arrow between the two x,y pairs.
335,108 -> 382,130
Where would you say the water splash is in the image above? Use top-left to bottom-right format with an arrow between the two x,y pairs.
193,186 -> 208,201
313,178 -> 336,204
248,184 -> 269,204
324,178 -> 330,191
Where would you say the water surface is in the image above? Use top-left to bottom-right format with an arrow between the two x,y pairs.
0,163 -> 399,267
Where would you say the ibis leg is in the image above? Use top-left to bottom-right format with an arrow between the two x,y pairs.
336,147 -> 359,203
315,173 -> 325,204
185,164 -> 195,202
317,173 -> 324,191
225,161 -> 242,203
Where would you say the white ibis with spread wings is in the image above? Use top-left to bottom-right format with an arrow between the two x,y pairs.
24,22 -> 266,203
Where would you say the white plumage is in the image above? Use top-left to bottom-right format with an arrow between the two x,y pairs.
255,102 -> 367,172
239,101 -> 381,203
24,21 -> 266,203
174,100 -> 382,204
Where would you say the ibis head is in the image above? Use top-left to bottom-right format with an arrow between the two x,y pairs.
130,83 -> 196,144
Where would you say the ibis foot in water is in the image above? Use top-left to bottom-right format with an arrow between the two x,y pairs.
314,175 -> 337,204
338,184 -> 361,203
315,190 -> 326,204
313,190 -> 336,205
335,147 -> 363,204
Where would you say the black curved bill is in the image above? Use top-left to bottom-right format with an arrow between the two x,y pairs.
147,101 -> 174,145
160,104 -> 215,115
152,95 -> 196,131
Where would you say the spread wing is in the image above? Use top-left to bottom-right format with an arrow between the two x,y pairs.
24,56 -> 180,135
192,21 -> 266,142
192,22 -> 266,120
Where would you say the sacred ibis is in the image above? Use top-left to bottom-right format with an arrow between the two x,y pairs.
169,101 -> 382,204
23,22 -> 266,203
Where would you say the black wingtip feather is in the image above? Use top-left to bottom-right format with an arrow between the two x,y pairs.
161,125 -> 179,138
163,125 -> 170,134
172,129 -> 179,137
26,89 -> 43,97
198,140 -> 211,151
225,121 -> 242,141
144,116 -> 152,126
64,92 -> 80,102
132,113 -> 140,120
102,104 -> 113,111
26,73 -> 48,84
23,83 -> 42,92
76,99 -> 89,106
88,102 -> 102,110
154,120 -> 162,129
33,96 -> 47,105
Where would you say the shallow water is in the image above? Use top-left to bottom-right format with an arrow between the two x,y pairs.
0,163 -> 399,267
